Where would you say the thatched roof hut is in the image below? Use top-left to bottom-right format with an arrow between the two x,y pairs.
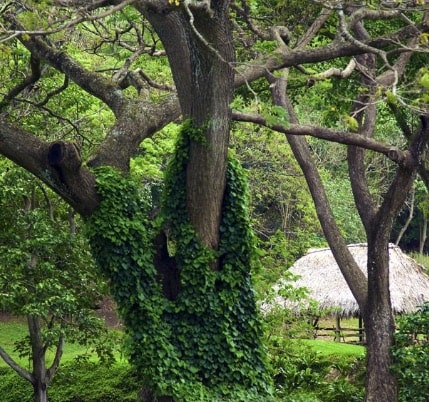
273,243 -> 429,317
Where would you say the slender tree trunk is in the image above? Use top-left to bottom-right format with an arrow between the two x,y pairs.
395,186 -> 414,245
28,314 -> 48,402
420,214 -> 427,254
32,383 -> 48,402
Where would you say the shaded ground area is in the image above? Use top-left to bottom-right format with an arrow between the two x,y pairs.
0,311 -> 22,322
0,296 -> 122,329
95,296 -> 122,329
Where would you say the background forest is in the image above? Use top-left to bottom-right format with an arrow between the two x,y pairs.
1,1 -> 429,401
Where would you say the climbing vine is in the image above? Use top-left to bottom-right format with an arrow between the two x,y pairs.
86,120 -> 271,401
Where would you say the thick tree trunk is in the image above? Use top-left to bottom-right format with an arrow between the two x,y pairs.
184,6 -> 234,250
359,117 -> 429,401
144,2 -> 234,250
363,242 -> 397,402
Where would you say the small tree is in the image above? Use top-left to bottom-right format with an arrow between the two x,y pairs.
0,165 -> 113,402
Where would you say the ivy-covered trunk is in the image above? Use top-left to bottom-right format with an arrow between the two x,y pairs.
86,156 -> 270,401
85,3 -> 270,400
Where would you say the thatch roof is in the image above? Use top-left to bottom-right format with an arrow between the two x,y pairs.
271,243 -> 429,317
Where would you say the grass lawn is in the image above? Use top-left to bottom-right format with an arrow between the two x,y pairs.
0,318 -> 125,368
1,318 -> 366,367
303,339 -> 366,357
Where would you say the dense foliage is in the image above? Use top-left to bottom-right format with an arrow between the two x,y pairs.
391,302 -> 429,402
0,361 -> 139,402
86,122 -> 271,400
0,163 -> 112,363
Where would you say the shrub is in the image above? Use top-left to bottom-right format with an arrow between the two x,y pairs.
391,302 -> 429,402
0,361 -> 139,402
0,367 -> 33,402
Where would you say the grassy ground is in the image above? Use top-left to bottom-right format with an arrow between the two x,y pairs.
0,318 -> 32,368
302,339 -> 365,357
0,318 -> 365,365
0,318 -> 124,368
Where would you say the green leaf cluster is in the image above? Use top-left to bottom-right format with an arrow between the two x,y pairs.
391,302 -> 429,402
86,121 -> 272,400
0,164 -> 110,363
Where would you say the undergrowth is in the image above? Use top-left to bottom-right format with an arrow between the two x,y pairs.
0,361 -> 139,402
0,349 -> 365,402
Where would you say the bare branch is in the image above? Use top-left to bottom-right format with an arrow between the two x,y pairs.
0,55 -> 41,110
14,25 -> 126,114
348,7 -> 402,28
235,19 -> 429,86
232,110 -> 410,164
0,0 -> 137,43
313,58 -> 356,80
296,7 -> 332,48
338,8 -> 393,70
46,334 -> 64,382
0,345 -> 34,384
36,75 -> 69,107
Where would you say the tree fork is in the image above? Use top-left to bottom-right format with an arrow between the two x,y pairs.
47,141 -> 100,216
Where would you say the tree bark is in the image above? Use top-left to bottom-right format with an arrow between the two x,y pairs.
362,117 -> 429,401
144,2 -> 235,250
28,314 -> 48,402
363,242 -> 397,402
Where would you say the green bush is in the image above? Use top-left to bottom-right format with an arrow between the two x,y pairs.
266,334 -> 365,402
0,361 -> 139,402
0,367 -> 33,402
0,344 -> 366,402
391,302 -> 429,402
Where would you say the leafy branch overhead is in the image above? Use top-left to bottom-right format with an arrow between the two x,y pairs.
0,2 -> 427,195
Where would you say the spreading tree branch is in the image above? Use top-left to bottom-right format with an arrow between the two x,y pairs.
232,110 -> 409,164
0,345 -> 34,384
46,334 -> 65,382
0,54 -> 41,110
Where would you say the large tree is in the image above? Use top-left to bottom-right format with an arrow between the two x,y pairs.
1,0 -> 429,400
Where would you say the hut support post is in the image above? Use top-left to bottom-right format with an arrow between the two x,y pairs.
359,315 -> 365,344
334,315 -> 342,342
